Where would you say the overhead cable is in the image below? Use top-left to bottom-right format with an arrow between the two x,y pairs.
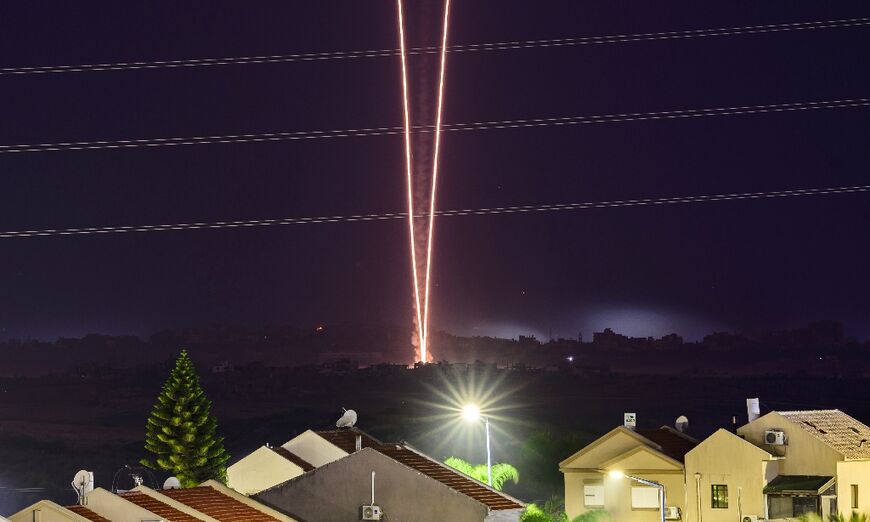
1,17 -> 868,76
1,184 -> 867,239
1,97 -> 867,154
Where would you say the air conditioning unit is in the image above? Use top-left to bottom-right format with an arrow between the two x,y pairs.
765,429 -> 786,445
664,506 -> 681,519
742,515 -> 759,522
360,505 -> 382,521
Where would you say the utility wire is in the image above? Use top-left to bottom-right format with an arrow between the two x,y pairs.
1,17 -> 868,76
1,97 -> 868,154
1,185 -> 867,239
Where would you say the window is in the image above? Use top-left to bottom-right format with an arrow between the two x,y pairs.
711,484 -> 729,509
631,487 -> 660,509
852,484 -> 859,509
584,482 -> 604,508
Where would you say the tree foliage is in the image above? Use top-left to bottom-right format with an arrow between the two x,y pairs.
140,350 -> 229,487
444,456 -> 519,491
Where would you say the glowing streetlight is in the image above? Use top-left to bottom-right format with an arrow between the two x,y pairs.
605,469 -> 665,522
461,403 -> 492,487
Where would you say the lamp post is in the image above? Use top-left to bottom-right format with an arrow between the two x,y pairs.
608,470 -> 665,522
462,404 -> 492,487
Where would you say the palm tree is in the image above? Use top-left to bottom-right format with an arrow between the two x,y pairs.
444,456 -> 519,491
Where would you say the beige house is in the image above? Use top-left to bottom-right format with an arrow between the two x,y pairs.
560,425 -> 698,521
685,409 -> 870,521
8,500 -> 109,522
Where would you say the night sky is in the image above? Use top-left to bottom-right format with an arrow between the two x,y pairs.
1,1 -> 869,342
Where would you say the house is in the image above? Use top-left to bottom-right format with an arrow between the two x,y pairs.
685,409 -> 870,521
7,500 -> 110,522
559,424 -> 698,521
229,427 -> 524,522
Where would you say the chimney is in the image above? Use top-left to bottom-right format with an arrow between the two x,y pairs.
747,398 -> 761,423
355,434 -> 362,451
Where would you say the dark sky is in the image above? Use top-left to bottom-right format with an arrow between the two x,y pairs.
1,1 -> 869,342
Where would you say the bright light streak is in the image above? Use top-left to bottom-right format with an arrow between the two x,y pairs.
396,0 -> 425,361
422,0 -> 452,365
609,470 -> 625,479
396,0 -> 452,363
462,404 -> 481,423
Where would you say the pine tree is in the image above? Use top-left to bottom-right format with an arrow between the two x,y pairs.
140,350 -> 229,487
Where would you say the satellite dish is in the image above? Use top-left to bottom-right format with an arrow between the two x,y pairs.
675,415 -> 690,434
72,470 -> 94,505
336,408 -> 358,428
163,477 -> 181,490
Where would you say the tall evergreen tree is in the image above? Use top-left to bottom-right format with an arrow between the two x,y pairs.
141,350 -> 229,487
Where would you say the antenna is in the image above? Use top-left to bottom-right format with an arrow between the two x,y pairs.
163,477 -> 181,490
71,470 -> 93,506
336,408 -> 358,428
675,415 -> 690,434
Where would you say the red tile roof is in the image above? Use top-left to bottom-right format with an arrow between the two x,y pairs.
65,505 -> 111,522
270,446 -> 315,472
316,429 -> 523,511
119,491 -> 202,522
636,427 -> 698,463
163,486 -> 282,522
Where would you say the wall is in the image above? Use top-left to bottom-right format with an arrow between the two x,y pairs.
684,429 -> 777,522
255,448 -> 496,522
227,446 -> 305,495
200,480 -> 298,522
281,430 -> 347,468
836,460 -> 870,517
8,501 -> 86,522
738,413 -> 842,476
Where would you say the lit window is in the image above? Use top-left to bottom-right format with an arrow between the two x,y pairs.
852,484 -> 859,510
584,482 -> 604,507
711,484 -> 729,509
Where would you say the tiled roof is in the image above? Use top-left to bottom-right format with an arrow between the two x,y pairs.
119,491 -> 203,522
270,446 -> 315,472
65,505 -> 111,522
163,485 -> 282,522
778,410 -> 870,459
763,475 -> 835,495
315,429 -> 523,511
636,426 -> 699,463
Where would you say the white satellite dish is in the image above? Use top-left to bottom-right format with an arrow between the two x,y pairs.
675,415 -> 690,434
163,477 -> 181,490
336,408 -> 358,428
72,470 -> 94,505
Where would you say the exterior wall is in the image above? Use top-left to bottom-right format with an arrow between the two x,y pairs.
565,470 -> 684,522
8,501 -> 89,522
836,460 -> 870,517
738,412 -> 842,476
199,480 -> 298,522
684,429 -> 777,522
83,488 -> 161,521
256,448 -> 495,522
281,430 -> 347,468
227,446 -> 305,495
561,428 -> 648,471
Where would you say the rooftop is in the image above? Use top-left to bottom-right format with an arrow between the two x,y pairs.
778,409 -> 870,459
270,446 -> 315,472
65,505 -> 111,522
119,491 -> 202,522
162,485 -> 283,522
635,426 -> 699,463
315,428 -> 523,511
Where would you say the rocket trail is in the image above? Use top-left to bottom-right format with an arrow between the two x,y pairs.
396,0 -> 452,363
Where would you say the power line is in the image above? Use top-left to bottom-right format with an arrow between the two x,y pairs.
2,185 -> 867,239
1,17 -> 868,76
1,97 -> 868,154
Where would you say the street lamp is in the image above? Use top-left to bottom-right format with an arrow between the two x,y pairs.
607,470 -> 665,522
461,404 -> 492,487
